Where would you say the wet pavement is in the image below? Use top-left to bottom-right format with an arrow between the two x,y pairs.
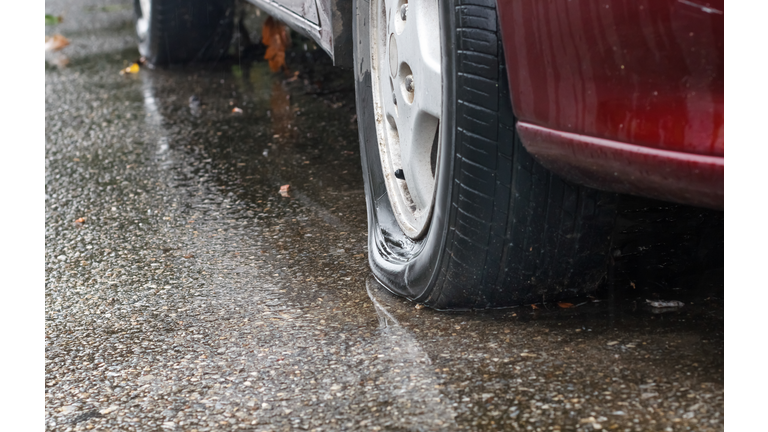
45,1 -> 724,431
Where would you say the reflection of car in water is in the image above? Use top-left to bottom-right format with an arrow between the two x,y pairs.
133,0 -> 724,309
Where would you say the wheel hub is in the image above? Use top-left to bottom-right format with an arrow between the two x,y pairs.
370,0 -> 442,239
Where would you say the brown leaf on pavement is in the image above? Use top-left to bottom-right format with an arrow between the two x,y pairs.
45,34 -> 70,52
557,302 -> 574,309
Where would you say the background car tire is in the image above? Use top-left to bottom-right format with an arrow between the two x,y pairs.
134,0 -> 234,66
353,0 -> 618,309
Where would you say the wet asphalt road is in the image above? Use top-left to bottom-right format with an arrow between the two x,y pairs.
45,1 -> 724,431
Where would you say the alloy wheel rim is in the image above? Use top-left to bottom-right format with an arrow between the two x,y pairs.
370,0 -> 442,239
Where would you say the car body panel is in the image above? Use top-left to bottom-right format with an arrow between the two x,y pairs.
496,0 -> 723,157
245,0 -> 354,67
518,122 -> 723,209
277,0 -> 319,25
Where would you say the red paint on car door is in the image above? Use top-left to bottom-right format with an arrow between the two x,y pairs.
496,0 -> 724,157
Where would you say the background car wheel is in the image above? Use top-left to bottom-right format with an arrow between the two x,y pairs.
353,0 -> 618,309
134,0 -> 234,66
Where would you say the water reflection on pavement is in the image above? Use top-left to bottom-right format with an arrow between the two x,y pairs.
44,1 -> 723,431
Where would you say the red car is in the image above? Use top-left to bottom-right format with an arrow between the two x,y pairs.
134,0 -> 724,309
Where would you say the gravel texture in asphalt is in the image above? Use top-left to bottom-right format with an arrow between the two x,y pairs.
45,1 -> 724,430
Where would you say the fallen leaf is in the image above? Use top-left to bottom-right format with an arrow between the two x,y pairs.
231,107 -> 243,114
414,304 -> 424,310
75,217 -> 86,224
279,184 -> 291,197
45,34 -> 69,52
520,352 -> 537,357
531,304 -> 539,310
119,63 -> 140,75
183,254 -> 194,259
45,14 -> 64,25
630,281 -> 636,289
557,302 -> 574,309
262,17 -> 291,72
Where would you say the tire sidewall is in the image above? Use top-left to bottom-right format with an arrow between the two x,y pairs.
133,0 -> 234,66
353,0 -> 457,303
134,0 -> 152,59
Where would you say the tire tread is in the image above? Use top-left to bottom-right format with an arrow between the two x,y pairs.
431,2 -> 616,308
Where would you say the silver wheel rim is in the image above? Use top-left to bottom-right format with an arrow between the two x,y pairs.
370,0 -> 442,239
136,0 -> 151,48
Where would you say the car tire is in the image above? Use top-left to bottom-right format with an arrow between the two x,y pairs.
353,0 -> 618,309
134,0 -> 234,66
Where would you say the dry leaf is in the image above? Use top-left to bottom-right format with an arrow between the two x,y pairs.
183,254 -> 194,259
630,281 -> 636,289
279,184 -> 291,197
415,304 -> 424,310
262,17 -> 290,72
45,34 -> 70,52
531,304 -> 539,310
558,302 -> 574,309
120,63 -> 140,75
45,14 -> 64,25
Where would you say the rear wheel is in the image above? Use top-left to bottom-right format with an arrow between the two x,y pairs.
134,0 -> 234,66
353,0 -> 618,309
